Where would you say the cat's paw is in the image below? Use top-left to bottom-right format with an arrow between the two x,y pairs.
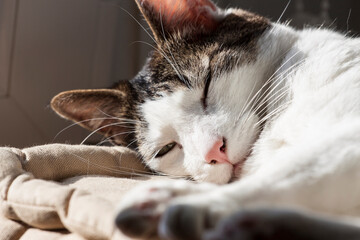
157,202 -> 229,240
203,208 -> 337,240
115,179 -> 215,239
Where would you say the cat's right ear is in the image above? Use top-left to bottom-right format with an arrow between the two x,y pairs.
135,0 -> 224,42
51,82 -> 138,147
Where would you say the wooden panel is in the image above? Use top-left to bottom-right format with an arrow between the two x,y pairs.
0,0 -> 18,97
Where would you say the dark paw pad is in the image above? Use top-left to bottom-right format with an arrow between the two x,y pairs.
159,204 -> 209,240
115,207 -> 159,238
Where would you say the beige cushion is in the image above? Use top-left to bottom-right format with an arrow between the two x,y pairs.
0,144 -> 159,240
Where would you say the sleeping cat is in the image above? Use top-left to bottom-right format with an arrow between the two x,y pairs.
51,0 -> 360,239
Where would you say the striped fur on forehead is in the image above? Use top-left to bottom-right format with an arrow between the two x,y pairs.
144,10 -> 269,92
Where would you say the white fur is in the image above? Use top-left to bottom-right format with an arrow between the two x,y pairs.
141,22 -> 298,184
119,17 -> 360,237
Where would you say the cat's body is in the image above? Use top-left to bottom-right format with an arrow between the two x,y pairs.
244,26 -> 360,186
51,0 -> 360,239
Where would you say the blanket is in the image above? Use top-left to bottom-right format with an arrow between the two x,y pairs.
0,144 -> 162,240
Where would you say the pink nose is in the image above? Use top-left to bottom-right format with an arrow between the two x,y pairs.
205,138 -> 230,165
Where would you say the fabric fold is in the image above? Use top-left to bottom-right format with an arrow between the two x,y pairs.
0,144 -> 151,240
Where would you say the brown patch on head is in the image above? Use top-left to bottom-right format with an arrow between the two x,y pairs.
209,10 -> 270,75
51,82 -> 139,148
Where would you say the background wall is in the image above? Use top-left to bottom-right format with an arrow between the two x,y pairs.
0,0 -> 359,148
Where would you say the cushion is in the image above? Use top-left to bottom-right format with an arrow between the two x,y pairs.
0,144 -> 160,240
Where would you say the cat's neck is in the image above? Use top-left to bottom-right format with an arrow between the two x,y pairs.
256,23 -> 300,123
259,23 -> 300,80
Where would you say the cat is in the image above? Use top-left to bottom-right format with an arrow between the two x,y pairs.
51,0 -> 360,239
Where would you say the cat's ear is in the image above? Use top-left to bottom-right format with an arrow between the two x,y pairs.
51,83 -> 137,147
135,0 -> 223,41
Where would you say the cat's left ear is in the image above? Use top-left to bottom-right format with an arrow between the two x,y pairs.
135,0 -> 224,41
51,82 -> 138,147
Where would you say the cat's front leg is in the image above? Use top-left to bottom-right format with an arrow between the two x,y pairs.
115,179 -> 217,239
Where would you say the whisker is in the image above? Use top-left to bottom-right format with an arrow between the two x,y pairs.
125,138 -> 139,149
250,59 -> 304,116
239,54 -> 310,127
235,77 -> 262,126
119,6 -> 158,46
254,50 -> 328,117
251,60 -> 305,115
236,50 -> 303,124
245,50 -> 300,115
247,50 -> 303,113
159,7 -> 191,88
118,5 -> 184,89
130,40 -> 188,86
131,40 -> 173,60
96,131 -> 137,146
255,86 -> 292,121
96,108 -> 144,124
346,8 -> 352,33
67,152 -> 160,177
53,117 -> 127,142
277,0 -> 292,23
81,122 -> 135,145
116,4 -> 191,89
251,52 -> 326,127
255,100 -> 292,127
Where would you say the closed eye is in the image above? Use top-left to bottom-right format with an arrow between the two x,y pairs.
201,70 -> 212,110
155,142 -> 177,158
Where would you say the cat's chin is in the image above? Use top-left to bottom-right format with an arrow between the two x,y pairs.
228,164 -> 241,182
229,156 -> 249,182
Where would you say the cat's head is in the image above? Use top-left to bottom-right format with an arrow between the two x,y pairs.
52,0 -> 274,184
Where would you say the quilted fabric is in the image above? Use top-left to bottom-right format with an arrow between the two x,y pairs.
0,144 -> 156,240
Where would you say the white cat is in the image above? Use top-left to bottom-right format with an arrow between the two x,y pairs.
51,0 -> 360,239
